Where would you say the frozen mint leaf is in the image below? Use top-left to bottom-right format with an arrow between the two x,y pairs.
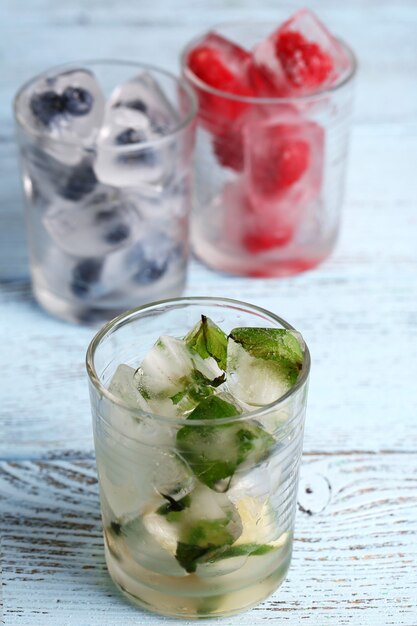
176,518 -> 236,573
185,315 -> 228,371
204,542 -> 275,562
175,542 -> 208,573
156,493 -> 191,517
176,396 -> 274,488
229,328 -> 303,386
227,328 -> 305,406
109,521 -> 122,536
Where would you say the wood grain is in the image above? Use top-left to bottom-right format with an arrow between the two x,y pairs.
1,454 -> 416,625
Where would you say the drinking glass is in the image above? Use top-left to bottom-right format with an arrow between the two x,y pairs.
86,297 -> 311,618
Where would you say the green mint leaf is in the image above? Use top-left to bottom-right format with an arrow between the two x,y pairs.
156,493 -> 191,516
109,521 -> 122,536
176,396 -> 274,488
229,328 -> 304,386
199,542 -> 275,564
185,315 -> 228,371
175,542 -> 208,573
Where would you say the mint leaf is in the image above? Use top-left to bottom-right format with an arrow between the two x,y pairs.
229,328 -> 303,386
185,315 -> 228,371
175,518 -> 236,573
205,543 -> 275,561
176,396 -> 274,488
156,493 -> 191,517
175,542 -> 208,573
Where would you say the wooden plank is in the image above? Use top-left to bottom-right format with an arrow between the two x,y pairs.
1,453 -> 416,624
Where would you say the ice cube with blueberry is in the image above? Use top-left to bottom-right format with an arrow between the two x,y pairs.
109,71 -> 179,134
97,228 -> 184,302
23,69 -> 105,164
94,91 -> 175,191
42,190 -> 142,257
249,9 -> 351,97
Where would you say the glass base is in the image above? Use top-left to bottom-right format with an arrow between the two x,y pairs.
192,230 -> 336,278
105,542 -> 292,618
32,277 -> 187,325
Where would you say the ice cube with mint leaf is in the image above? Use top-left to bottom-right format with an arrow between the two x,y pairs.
227,328 -> 304,406
176,395 -> 275,489
147,483 -> 242,574
185,314 -> 228,373
133,335 -> 222,417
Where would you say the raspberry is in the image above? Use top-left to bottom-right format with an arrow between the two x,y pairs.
186,36 -> 254,125
188,46 -> 239,92
212,125 -> 244,171
275,31 -> 333,89
243,227 -> 293,253
252,131 -> 310,196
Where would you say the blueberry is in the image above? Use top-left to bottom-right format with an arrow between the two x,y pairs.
132,258 -> 168,285
116,128 -> 147,146
63,86 -> 93,116
95,209 -> 118,222
104,223 -> 130,245
115,128 -> 157,167
71,258 -> 102,297
30,91 -> 66,127
124,99 -> 148,114
60,163 -> 97,201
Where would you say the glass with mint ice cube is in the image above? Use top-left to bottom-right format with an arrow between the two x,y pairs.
86,297 -> 310,618
14,62 -> 196,323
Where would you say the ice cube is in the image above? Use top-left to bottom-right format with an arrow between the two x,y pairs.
227,328 -> 304,406
23,69 -> 105,164
242,107 -> 324,251
186,32 -> 253,133
94,105 -> 173,192
108,364 -> 150,414
249,9 -> 351,97
43,190 -> 142,257
133,334 -> 222,417
176,395 -> 275,489
222,179 -> 296,253
109,71 -> 179,134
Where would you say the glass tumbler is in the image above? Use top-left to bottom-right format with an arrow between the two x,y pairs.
86,297 -> 310,618
14,61 -> 196,324
182,24 -> 357,277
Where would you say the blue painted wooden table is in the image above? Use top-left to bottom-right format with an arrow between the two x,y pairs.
1,1 -> 417,624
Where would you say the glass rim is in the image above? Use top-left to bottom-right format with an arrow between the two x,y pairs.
13,59 -> 198,152
180,22 -> 357,104
86,296 -> 311,428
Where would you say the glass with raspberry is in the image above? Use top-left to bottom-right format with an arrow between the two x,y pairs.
182,10 -> 356,277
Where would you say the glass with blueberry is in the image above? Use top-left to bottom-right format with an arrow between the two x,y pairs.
182,10 -> 357,277
14,62 -> 196,323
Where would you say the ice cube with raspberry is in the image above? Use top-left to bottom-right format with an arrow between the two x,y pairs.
186,32 -> 253,128
249,9 -> 351,97
186,32 -> 254,171
236,106 -> 324,252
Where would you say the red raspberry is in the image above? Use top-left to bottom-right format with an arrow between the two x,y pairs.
243,227 -> 293,253
212,125 -> 244,171
187,39 -> 253,125
188,46 -> 239,92
276,31 -> 333,89
252,132 -> 310,196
